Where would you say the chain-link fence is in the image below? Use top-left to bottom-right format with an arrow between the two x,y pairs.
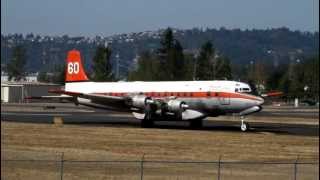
2,157 -> 318,180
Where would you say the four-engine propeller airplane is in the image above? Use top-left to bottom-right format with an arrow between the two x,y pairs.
29,49 -> 268,131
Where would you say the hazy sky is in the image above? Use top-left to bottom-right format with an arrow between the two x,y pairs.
1,0 -> 319,37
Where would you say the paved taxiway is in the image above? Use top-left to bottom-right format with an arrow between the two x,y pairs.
1,103 -> 318,137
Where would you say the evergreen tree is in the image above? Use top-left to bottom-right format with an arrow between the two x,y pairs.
157,27 -> 186,80
247,61 -> 268,94
183,53 -> 196,80
128,51 -> 160,81
37,71 -> 48,82
266,64 -> 288,91
7,46 -> 27,81
195,41 -> 214,80
214,57 -> 232,80
168,40 -> 185,80
283,56 -> 320,100
92,46 -> 114,81
307,56 -> 319,101
279,72 -> 291,99
52,64 -> 65,85
160,28 -> 174,52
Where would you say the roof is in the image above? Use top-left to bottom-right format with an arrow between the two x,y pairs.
1,82 -> 62,86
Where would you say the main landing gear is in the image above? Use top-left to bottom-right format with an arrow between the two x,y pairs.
141,104 -> 155,128
240,116 -> 250,132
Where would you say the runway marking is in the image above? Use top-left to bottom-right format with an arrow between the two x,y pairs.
91,114 -> 132,117
259,132 -> 276,135
1,112 -> 72,116
76,110 -> 95,112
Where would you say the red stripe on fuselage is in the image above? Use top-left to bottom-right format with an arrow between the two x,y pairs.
93,91 -> 261,101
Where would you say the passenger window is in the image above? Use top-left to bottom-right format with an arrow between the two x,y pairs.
235,88 -> 238,92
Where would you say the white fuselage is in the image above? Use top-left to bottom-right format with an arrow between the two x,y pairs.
65,80 -> 264,116
66,80 -> 236,94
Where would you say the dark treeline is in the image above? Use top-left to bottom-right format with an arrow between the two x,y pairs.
128,28 -> 319,101
1,27 -> 318,75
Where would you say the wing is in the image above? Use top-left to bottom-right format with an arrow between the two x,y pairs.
25,94 -> 75,102
26,90 -> 128,105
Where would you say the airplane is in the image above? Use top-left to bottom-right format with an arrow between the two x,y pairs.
29,49 -> 266,132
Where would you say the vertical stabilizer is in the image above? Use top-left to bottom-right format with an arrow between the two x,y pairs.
65,50 -> 89,82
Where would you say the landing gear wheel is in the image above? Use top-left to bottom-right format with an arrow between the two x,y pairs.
190,119 -> 203,129
241,122 -> 250,132
141,104 -> 154,128
240,117 -> 250,132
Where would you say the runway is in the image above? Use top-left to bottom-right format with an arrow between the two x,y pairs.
2,104 -> 319,180
1,108 -> 319,137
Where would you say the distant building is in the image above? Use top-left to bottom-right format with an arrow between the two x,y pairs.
1,82 -> 62,103
1,72 -> 38,83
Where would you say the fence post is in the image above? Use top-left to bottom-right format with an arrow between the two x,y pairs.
217,155 -> 221,180
294,155 -> 299,180
140,154 -> 145,180
60,152 -> 64,180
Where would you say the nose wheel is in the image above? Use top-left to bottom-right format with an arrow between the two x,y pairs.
240,116 -> 250,132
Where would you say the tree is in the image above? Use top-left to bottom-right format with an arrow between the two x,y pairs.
159,28 -> 174,52
183,53 -> 196,80
307,56 -> 319,101
7,46 -> 27,81
37,64 -> 65,84
247,61 -> 268,95
285,56 -> 319,100
92,46 -> 114,81
167,40 -> 185,80
37,71 -> 48,82
157,27 -> 186,80
266,64 -> 288,91
214,56 -> 232,80
128,51 -> 160,81
195,41 -> 214,80
51,64 -> 65,85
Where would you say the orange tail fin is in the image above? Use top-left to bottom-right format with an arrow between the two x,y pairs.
65,49 -> 89,82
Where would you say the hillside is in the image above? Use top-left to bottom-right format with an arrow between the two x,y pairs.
1,27 -> 318,77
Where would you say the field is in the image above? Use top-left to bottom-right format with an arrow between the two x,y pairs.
1,104 -> 319,179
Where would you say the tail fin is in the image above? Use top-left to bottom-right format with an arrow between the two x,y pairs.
65,49 -> 89,82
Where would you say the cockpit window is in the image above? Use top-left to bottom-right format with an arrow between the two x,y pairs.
237,87 -> 251,93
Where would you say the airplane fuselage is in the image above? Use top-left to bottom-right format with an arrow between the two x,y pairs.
66,80 -> 264,119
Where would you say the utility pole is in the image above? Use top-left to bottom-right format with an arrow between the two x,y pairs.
115,53 -> 120,79
193,52 -> 198,80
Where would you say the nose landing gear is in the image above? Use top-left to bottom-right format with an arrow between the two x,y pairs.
240,116 -> 250,132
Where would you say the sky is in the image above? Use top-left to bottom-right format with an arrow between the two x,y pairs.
1,0 -> 319,37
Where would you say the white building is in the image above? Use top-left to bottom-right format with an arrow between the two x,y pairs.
1,82 -> 62,103
1,73 -> 38,83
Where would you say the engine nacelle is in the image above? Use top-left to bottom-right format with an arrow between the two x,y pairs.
239,105 -> 262,116
131,95 -> 153,109
166,100 -> 189,113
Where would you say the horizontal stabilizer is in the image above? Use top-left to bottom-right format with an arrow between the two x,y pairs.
261,91 -> 283,97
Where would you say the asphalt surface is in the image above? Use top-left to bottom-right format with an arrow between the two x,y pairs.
1,105 -> 319,137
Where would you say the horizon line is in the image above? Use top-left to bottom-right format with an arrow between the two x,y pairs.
1,26 -> 319,38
